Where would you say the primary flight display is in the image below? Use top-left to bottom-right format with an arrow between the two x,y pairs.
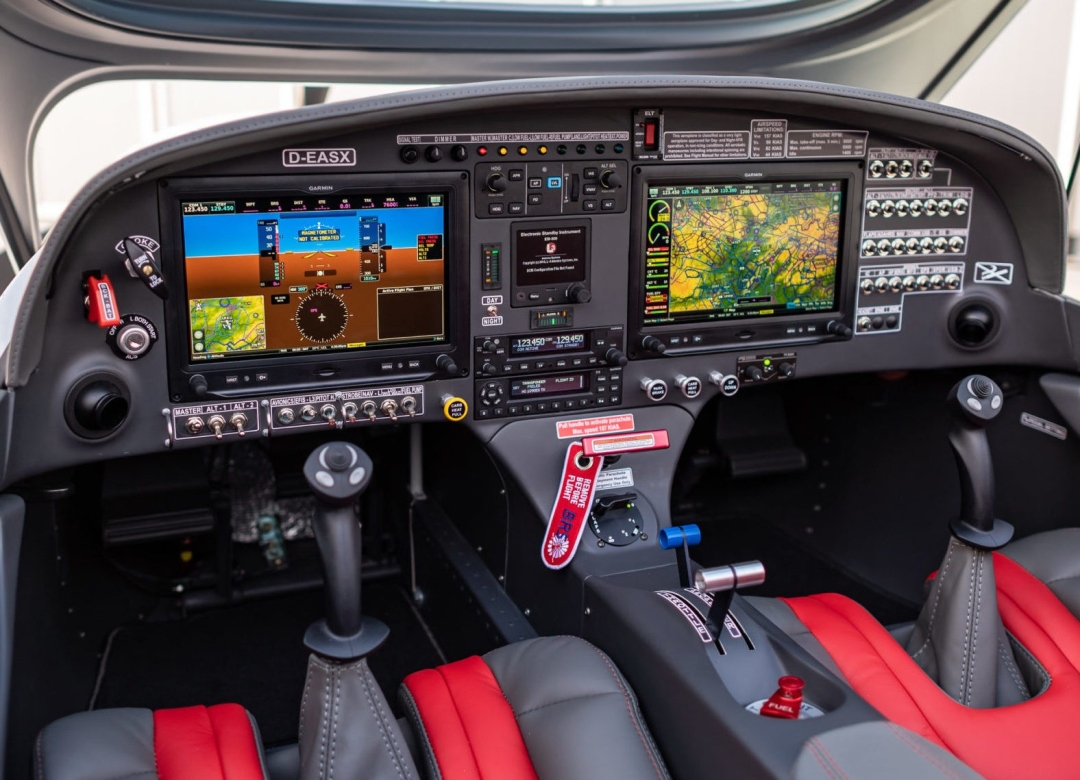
642,181 -> 843,326
180,192 -> 448,362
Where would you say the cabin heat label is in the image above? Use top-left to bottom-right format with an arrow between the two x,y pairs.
541,441 -> 604,570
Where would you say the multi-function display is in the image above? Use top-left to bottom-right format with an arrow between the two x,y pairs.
642,181 -> 843,326
181,192 -> 448,362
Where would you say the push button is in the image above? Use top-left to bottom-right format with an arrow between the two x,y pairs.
508,169 -> 524,181
528,193 -> 543,205
488,202 -> 506,215
601,199 -> 616,211
582,200 -> 598,211
508,202 -> 525,214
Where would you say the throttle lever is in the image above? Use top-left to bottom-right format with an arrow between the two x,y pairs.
694,560 -> 766,637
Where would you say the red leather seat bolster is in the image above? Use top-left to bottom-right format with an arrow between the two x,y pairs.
153,704 -> 265,780
403,656 -> 539,780
781,553 -> 1080,780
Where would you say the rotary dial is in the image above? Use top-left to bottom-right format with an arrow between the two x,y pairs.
295,290 -> 350,343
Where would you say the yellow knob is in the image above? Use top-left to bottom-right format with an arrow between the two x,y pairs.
441,395 -> 468,422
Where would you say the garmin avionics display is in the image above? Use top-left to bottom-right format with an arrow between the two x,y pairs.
181,192 -> 447,361
510,374 -> 589,398
642,181 -> 843,326
509,332 -> 588,356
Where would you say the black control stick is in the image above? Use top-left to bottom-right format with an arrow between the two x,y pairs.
302,442 -> 389,660
945,375 -> 1014,549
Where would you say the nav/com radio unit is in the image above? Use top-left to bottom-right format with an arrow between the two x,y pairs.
629,163 -> 860,357
159,173 -> 470,401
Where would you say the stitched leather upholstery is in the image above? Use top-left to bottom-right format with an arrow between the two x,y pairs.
401,636 -> 671,780
35,705 -> 268,780
1001,528 -> 1080,619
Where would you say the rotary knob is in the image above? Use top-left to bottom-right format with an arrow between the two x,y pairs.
742,365 -> 764,382
641,335 -> 666,354
566,282 -> 592,304
604,347 -> 628,367
485,172 -> 507,193
600,169 -> 623,189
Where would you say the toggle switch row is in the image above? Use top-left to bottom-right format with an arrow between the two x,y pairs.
860,273 -> 961,294
862,235 -> 964,256
866,197 -> 967,219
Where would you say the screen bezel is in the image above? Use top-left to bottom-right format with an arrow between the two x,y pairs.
629,162 -> 861,354
159,173 -> 470,400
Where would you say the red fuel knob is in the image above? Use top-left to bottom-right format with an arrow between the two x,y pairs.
760,675 -> 804,720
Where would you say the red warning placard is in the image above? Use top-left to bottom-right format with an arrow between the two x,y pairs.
555,413 -> 635,440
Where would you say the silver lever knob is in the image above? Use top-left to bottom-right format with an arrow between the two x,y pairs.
694,560 -> 766,593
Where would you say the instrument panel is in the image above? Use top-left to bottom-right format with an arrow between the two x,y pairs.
0,77 -> 1071,486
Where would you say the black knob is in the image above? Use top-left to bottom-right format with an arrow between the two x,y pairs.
485,173 -> 507,193
425,145 -> 442,162
605,347 -> 628,367
482,340 -> 498,353
778,362 -> 795,378
566,282 -> 592,304
600,169 -> 623,189
450,145 -> 469,162
826,320 -> 853,338
189,374 -> 209,397
73,381 -> 129,432
641,335 -> 666,354
742,365 -> 764,382
400,146 -> 419,164
436,354 -> 459,375
481,363 -> 498,376
952,304 -> 995,347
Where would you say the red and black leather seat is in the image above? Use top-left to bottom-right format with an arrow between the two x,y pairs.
35,703 -> 269,780
754,540 -> 1080,780
400,635 -> 670,780
33,634 -> 986,780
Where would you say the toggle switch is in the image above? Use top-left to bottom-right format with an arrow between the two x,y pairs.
85,273 -> 122,327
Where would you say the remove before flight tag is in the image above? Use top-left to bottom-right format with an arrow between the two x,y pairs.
541,441 -> 604,570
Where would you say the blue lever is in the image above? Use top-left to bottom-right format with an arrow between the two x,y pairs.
658,524 -> 701,550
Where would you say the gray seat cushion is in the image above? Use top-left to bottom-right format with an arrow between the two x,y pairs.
35,705 -> 268,780
1001,527 -> 1080,618
400,635 -> 670,780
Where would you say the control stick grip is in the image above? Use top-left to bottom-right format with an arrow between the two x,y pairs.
313,504 -> 365,639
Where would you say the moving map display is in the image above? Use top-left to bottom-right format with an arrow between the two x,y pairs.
181,192 -> 447,361
642,181 -> 843,325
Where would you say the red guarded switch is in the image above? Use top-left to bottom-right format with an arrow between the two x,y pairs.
759,676 -> 804,720
85,273 -> 122,327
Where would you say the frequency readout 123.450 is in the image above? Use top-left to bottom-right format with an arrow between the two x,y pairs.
510,332 -> 587,355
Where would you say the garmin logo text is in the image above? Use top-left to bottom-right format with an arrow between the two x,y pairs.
282,148 -> 356,167
307,185 -> 336,192
743,172 -> 764,178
